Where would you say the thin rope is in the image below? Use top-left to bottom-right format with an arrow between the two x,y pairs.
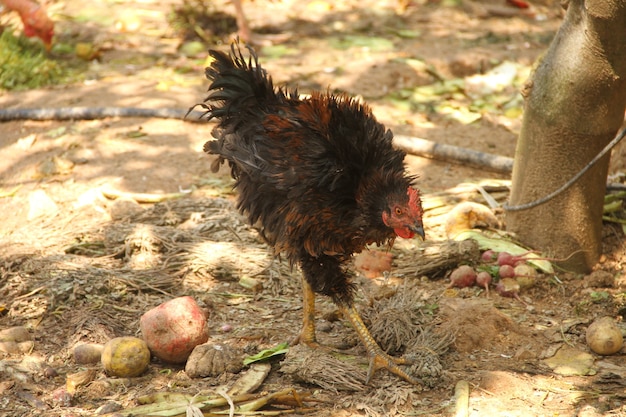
503,126 -> 626,211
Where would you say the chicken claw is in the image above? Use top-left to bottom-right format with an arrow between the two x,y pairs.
341,305 -> 420,385
295,277 -> 419,385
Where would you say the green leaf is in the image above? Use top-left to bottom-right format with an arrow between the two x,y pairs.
589,291 -> 610,303
0,185 -> 21,198
45,126 -> 67,138
393,29 -> 422,39
437,103 -> 482,124
243,342 -> 289,365
328,35 -> 394,52
260,45 -> 298,59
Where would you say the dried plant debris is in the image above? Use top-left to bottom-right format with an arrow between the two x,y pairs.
357,382 -> 421,417
404,327 -> 455,388
362,283 -> 454,387
97,197 -> 278,279
364,303 -> 423,356
171,240 -> 273,281
393,239 -> 480,278
1,254 -> 178,321
280,344 -> 368,392
168,0 -> 238,43
361,283 -> 430,354
281,284 -> 453,393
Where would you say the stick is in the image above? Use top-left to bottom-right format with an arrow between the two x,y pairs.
393,134 -> 514,174
0,106 -> 516,174
101,187 -> 191,203
0,107 -> 207,121
454,380 -> 470,417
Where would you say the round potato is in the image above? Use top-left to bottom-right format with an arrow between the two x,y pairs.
101,337 -> 151,377
586,316 -> 624,355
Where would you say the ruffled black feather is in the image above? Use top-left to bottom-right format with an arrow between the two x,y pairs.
200,41 -> 414,306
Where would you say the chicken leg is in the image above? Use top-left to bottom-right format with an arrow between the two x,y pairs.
296,276 -> 419,385
340,304 -> 419,385
296,277 -> 318,346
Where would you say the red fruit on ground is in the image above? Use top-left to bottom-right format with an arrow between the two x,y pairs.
140,296 -> 209,363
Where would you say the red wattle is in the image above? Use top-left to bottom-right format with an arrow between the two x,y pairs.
394,228 -> 415,239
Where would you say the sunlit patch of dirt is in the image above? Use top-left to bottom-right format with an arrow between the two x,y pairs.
1,1 -> 625,416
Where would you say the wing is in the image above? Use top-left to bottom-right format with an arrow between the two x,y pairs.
251,93 -> 396,194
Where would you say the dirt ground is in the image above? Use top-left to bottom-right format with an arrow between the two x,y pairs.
1,0 -> 626,416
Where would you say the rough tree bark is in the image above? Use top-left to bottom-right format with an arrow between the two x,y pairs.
506,0 -> 626,273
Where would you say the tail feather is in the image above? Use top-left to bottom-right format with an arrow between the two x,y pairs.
199,41 -> 287,177
203,42 -> 277,124
203,140 -> 225,173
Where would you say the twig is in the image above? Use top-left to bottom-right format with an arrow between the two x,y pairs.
560,324 -> 577,348
109,304 -> 143,314
0,107 -> 207,121
14,286 -> 47,301
454,380 -> 470,417
393,134 -> 514,173
101,187 -> 191,203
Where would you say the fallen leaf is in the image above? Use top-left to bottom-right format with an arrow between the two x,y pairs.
243,342 -> 289,365
543,345 -> 596,376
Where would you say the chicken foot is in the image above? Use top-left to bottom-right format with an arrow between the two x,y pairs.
294,277 -> 419,385
339,304 -> 420,385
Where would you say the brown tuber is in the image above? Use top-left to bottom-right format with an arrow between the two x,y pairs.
140,296 -> 209,363
73,343 -> 104,364
586,316 -> 624,355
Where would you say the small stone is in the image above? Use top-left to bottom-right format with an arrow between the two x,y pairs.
109,198 -> 143,221
51,388 -> 73,407
42,365 -> 58,378
584,270 -> 615,288
27,190 -> 58,220
0,326 -> 32,343
0,341 -> 21,354
96,401 -> 123,414
73,343 -> 104,364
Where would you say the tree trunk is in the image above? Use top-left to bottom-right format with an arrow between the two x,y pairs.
506,0 -> 626,273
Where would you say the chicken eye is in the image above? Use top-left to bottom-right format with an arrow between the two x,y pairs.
395,207 -> 403,215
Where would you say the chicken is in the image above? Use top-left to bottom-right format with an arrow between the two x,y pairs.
230,0 -> 286,45
0,0 -> 54,49
197,42 -> 425,385
231,0 -> 251,44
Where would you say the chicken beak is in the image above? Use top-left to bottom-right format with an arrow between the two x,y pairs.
410,224 -> 425,240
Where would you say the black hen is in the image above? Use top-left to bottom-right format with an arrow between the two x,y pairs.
197,42 -> 424,384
